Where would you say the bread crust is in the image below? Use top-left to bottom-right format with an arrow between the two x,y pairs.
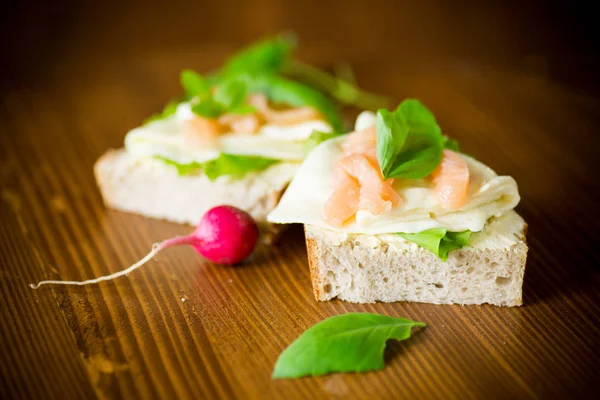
305,230 -> 323,300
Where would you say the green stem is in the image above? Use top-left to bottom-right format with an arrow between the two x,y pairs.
334,62 -> 357,85
283,60 -> 392,110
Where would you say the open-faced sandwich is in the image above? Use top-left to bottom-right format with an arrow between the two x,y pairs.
95,71 -> 339,228
268,100 -> 527,306
94,35 -> 388,231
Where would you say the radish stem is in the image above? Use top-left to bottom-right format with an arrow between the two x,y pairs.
29,235 -> 197,289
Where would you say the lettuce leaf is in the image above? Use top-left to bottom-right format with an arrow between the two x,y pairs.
155,157 -> 204,176
397,228 -> 472,261
203,154 -> 278,180
156,154 -> 279,180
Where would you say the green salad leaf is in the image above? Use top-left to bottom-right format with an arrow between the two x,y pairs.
272,313 -> 425,379
398,228 -> 472,261
203,153 -> 278,180
217,32 -> 389,110
156,157 -> 204,176
212,79 -> 256,115
376,99 -> 445,180
191,101 -> 221,118
181,69 -> 212,99
303,130 -> 341,155
156,154 -> 278,180
180,71 -> 257,118
220,33 -> 296,78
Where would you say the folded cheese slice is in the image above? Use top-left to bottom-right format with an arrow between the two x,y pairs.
125,103 -> 333,165
267,136 -> 520,234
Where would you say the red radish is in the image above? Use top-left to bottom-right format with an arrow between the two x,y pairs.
29,205 -> 259,289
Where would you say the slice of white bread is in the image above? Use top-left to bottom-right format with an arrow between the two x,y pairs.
94,149 -> 298,228
305,210 -> 528,306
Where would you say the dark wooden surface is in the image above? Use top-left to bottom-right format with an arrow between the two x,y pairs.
1,1 -> 599,399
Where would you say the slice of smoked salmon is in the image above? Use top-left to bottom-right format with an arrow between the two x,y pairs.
218,113 -> 262,134
183,115 -> 220,148
247,93 -> 321,125
324,154 -> 401,224
324,165 -> 360,226
340,154 -> 401,215
431,149 -> 470,210
341,126 -> 376,157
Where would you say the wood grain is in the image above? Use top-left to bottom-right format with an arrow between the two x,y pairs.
1,1 -> 599,399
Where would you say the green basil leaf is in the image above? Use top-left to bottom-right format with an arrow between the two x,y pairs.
188,76 -> 255,117
386,127 -> 444,179
213,79 -> 248,110
144,100 -> 180,124
203,154 -> 279,180
220,33 -> 296,78
227,104 -> 256,115
376,108 -> 407,177
191,101 -> 221,118
272,313 -> 425,379
180,69 -> 211,99
398,228 -> 472,261
376,99 -> 444,180
303,130 -> 341,155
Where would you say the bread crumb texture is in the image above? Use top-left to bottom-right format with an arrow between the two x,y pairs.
306,212 -> 528,306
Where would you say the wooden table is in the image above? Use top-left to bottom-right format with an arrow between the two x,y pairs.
1,1 -> 599,399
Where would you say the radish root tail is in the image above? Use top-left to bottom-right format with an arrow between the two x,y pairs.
29,243 -> 163,289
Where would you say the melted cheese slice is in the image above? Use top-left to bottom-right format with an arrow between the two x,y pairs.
124,103 -> 332,164
267,136 -> 520,234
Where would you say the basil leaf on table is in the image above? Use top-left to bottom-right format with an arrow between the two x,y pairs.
398,228 -> 472,261
272,313 -> 425,379
376,99 -> 445,180
156,154 -> 278,180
